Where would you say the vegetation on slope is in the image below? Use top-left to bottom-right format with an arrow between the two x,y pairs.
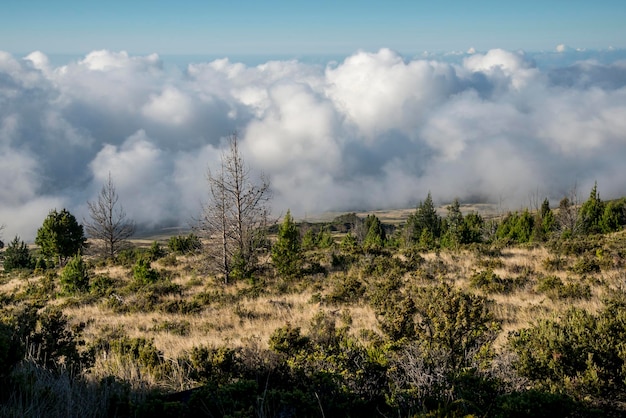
1,184 -> 626,416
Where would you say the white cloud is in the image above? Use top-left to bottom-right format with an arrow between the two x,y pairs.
142,86 -> 194,126
1,48 -> 626,240
325,48 -> 459,138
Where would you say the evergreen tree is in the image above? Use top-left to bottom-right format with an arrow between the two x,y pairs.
35,209 -> 87,266
405,192 -> 441,247
3,236 -> 33,271
496,210 -> 534,244
301,228 -> 317,251
442,198 -> 464,248
60,254 -> 90,294
340,232 -> 359,253
271,210 -> 301,278
531,198 -> 555,242
316,228 -> 335,249
577,182 -> 605,235
600,199 -> 626,233
462,212 -> 484,244
363,214 -> 386,251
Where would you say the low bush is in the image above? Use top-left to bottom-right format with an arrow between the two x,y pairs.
60,254 -> 90,294
146,241 -> 166,261
570,256 -> 601,275
167,234 -> 201,255
326,273 -> 366,304
470,270 -> 507,293
132,258 -> 160,286
536,275 -> 592,300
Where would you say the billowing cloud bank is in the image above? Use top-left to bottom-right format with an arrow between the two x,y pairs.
1,48 -> 626,240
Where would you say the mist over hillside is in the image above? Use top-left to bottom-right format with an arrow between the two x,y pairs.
1,47 -> 626,240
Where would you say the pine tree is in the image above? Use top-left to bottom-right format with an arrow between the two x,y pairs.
600,199 -> 626,233
578,182 -> 605,235
442,198 -> 463,248
363,214 -> 386,251
405,192 -> 441,247
60,254 -> 90,294
3,236 -> 33,271
272,210 -> 301,278
36,209 -> 87,266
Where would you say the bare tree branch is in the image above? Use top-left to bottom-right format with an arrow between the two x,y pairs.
199,133 -> 271,283
84,173 -> 136,259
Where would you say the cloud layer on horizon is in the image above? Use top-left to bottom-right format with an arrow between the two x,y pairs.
1,48 -> 626,241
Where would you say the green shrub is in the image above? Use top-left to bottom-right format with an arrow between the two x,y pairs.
413,283 -> 500,371
91,336 -> 164,376
493,390 -> 590,418
330,252 -> 358,270
269,324 -> 309,355
146,241 -> 166,261
158,253 -> 178,267
149,320 -> 190,336
368,275 -> 416,341
186,345 -> 239,384
29,308 -> 86,371
60,254 -> 90,294
167,233 -> 201,254
158,299 -> 202,315
506,306 -> 626,409
476,256 -> 505,270
89,274 -> 114,296
0,317 -> 27,377
470,270 -> 506,293
536,275 -> 563,295
536,275 -> 592,300
570,256 -> 601,275
559,282 -> 592,300
326,273 -> 366,304
115,247 -> 140,267
2,236 -> 33,272
542,255 -> 567,271
132,258 -> 159,286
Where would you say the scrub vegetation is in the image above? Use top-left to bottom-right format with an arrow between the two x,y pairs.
2,182 -> 626,417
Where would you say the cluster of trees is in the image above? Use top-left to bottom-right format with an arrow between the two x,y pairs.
495,183 -> 626,245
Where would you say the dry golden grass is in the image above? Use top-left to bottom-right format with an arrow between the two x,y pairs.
55,255 -> 372,361
3,229 -> 622,388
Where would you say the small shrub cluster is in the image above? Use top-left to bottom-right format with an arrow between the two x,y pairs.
509,297 -> 626,405
325,273 -> 366,304
470,270 -> 530,294
536,275 -> 592,300
132,258 -> 160,286
167,234 -> 201,255
60,254 -> 90,294
2,236 -> 33,272
569,255 -> 601,275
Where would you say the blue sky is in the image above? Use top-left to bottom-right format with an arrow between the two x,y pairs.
2,0 -> 625,55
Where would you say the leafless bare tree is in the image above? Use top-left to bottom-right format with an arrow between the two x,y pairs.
200,133 -> 271,283
0,223 -> 5,249
84,173 -> 135,259
556,183 -> 580,236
